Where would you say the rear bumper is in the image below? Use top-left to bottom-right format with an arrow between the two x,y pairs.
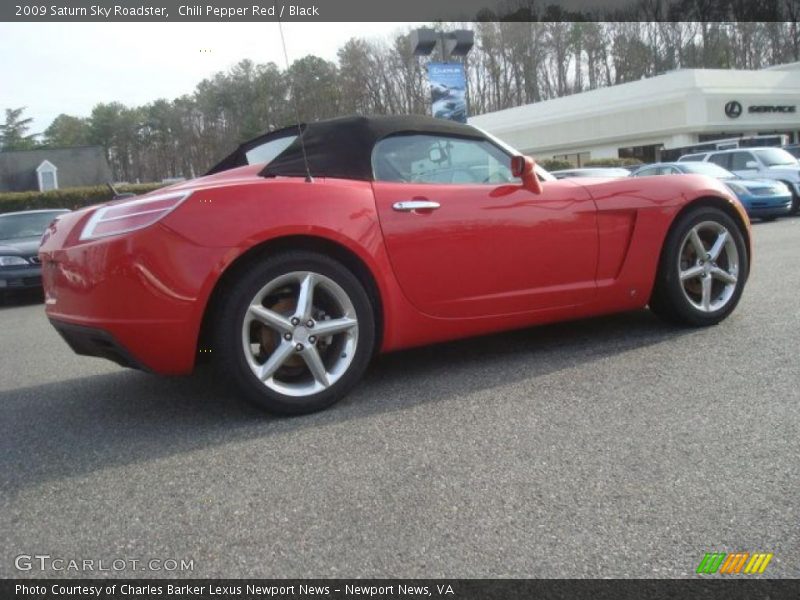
0,265 -> 42,291
40,221 -> 230,375
49,319 -> 148,371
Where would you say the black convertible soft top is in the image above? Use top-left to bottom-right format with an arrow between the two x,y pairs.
206,115 -> 490,181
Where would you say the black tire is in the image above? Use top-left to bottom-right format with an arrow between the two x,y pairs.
649,206 -> 748,327
213,251 -> 376,415
779,181 -> 800,215
761,216 -> 777,222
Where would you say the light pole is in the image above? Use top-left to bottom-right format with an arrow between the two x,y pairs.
409,27 -> 474,61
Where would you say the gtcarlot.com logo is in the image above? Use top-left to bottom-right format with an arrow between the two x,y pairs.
14,554 -> 194,573
696,552 -> 773,575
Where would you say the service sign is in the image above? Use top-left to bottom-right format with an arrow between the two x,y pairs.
724,99 -> 797,118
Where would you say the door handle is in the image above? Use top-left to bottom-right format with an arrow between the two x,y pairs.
392,200 -> 441,212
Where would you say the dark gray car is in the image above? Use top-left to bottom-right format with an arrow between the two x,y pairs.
0,209 -> 69,295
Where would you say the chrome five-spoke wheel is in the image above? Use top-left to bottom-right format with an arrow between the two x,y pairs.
243,271 -> 359,397
649,206 -> 748,327
216,251 -> 375,415
678,221 -> 739,313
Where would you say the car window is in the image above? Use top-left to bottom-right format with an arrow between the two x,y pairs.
472,125 -> 555,182
680,162 -> 734,178
707,153 -> 732,170
752,148 -> 798,166
372,134 -> 518,185
639,166 -> 675,176
581,169 -> 629,177
634,166 -> 658,177
0,211 -> 67,241
678,154 -> 705,162
729,151 -> 756,170
244,135 -> 297,165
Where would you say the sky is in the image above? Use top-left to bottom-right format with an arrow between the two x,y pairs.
0,22 -> 422,135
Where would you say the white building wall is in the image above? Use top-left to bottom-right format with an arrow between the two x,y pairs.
469,66 -> 800,160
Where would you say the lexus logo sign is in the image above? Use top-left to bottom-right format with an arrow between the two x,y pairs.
725,101 -> 743,119
724,100 -> 796,118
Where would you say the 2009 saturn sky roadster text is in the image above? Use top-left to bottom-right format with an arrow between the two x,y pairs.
39,115 -> 751,414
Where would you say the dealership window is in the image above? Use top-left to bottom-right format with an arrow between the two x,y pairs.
552,152 -> 590,167
36,160 -> 58,192
698,133 -> 743,143
372,134 -> 517,185
618,144 -> 662,163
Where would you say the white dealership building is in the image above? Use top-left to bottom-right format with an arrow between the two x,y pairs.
469,62 -> 800,165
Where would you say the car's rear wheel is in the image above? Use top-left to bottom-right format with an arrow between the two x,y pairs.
649,206 -> 748,327
214,251 -> 375,415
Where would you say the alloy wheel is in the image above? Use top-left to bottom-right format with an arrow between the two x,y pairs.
677,221 -> 740,313
241,271 -> 359,398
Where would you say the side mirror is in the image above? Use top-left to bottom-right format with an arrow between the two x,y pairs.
511,155 -> 542,194
744,160 -> 759,169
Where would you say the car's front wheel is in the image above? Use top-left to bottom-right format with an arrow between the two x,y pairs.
214,251 -> 376,415
649,206 -> 748,327
778,181 -> 799,214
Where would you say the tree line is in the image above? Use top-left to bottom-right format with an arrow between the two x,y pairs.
1,20 -> 797,183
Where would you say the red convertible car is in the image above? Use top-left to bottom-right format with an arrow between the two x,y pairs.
40,116 -> 751,414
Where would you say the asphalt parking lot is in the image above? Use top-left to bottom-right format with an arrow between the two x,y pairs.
1,218 -> 798,579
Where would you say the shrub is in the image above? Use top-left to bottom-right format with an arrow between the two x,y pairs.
539,159 -> 573,172
0,183 -> 168,214
584,158 -> 643,168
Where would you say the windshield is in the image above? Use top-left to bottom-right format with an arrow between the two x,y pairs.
752,148 -> 798,167
0,211 -> 66,241
472,126 -> 556,182
680,162 -> 733,178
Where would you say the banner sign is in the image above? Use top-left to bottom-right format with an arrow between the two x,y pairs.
1,0 -> 793,21
427,63 -> 467,124
4,578 -> 800,600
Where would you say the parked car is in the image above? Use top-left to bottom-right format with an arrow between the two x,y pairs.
40,115 -> 751,415
550,167 -> 630,179
677,147 -> 800,213
631,162 -> 792,221
783,144 -> 800,160
0,209 -> 69,297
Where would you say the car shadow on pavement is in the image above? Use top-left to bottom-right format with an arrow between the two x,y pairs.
0,309 -> 690,494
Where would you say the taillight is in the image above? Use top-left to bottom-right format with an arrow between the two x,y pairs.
79,191 -> 191,241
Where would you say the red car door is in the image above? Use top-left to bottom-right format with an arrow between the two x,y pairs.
371,134 -> 598,319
